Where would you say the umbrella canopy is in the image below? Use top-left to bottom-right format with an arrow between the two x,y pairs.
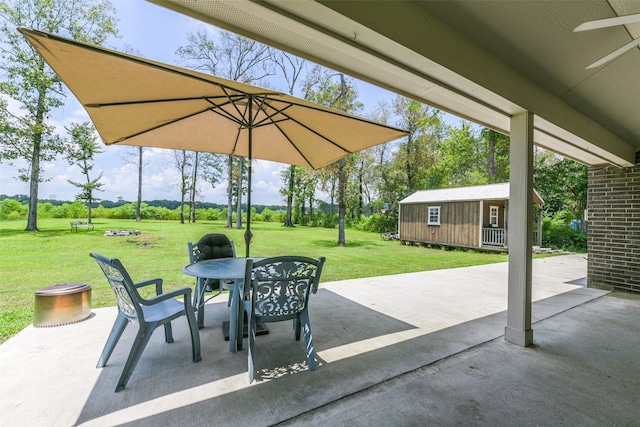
20,27 -> 408,255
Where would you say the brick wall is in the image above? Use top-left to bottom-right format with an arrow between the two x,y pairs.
587,151 -> 640,293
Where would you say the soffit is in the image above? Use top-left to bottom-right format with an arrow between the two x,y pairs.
148,0 -> 638,166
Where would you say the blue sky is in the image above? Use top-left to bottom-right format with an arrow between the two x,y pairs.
1,1 -> 446,206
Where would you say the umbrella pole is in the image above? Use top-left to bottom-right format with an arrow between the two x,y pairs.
244,101 -> 253,258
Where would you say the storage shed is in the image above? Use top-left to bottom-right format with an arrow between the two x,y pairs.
398,183 -> 544,250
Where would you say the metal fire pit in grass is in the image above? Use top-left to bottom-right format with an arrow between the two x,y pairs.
34,283 -> 92,327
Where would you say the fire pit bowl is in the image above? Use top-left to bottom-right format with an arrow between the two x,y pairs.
34,282 -> 92,327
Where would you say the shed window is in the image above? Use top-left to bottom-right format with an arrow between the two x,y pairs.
490,206 -> 499,227
428,206 -> 441,225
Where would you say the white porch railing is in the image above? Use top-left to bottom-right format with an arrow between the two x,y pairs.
482,228 -> 506,247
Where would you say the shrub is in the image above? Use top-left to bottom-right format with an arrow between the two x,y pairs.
92,205 -> 112,219
37,202 -> 55,218
0,199 -> 27,220
542,216 -> 587,252
352,213 -> 398,234
198,208 -> 224,221
260,207 -> 275,222
50,201 -> 88,218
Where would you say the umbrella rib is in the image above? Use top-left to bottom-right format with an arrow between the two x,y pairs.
258,103 -> 354,155
203,97 -> 249,128
231,126 -> 243,157
267,120 -> 315,169
110,109 -> 213,144
92,94 -> 251,129
267,95 -> 404,132
220,86 -> 250,127
251,102 -> 293,128
86,95 -> 234,108
214,87 -> 269,129
251,95 -> 270,127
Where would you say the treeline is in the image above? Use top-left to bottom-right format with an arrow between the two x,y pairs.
0,198 -> 280,222
0,197 -> 387,234
0,194 -> 286,215
0,196 -> 586,252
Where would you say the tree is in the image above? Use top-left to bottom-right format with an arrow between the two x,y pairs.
226,155 -> 234,228
119,46 -> 147,222
368,100 -> 401,224
282,164 -> 297,227
120,146 -> 148,222
64,122 -> 104,223
303,66 -> 362,246
171,150 -> 191,224
480,128 -> 509,184
428,121 -> 482,188
189,151 -> 199,223
199,152 -> 224,194
420,123 -> 509,190
176,29 -> 274,229
534,148 -> 588,222
235,155 -> 244,229
269,50 -> 307,227
392,96 -> 443,196
0,0 -> 118,231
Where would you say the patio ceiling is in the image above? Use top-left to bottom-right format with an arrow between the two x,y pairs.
149,0 -> 640,167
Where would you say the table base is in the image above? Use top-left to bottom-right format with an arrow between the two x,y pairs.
222,321 -> 269,341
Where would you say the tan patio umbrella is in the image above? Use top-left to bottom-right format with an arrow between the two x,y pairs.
20,27 -> 408,256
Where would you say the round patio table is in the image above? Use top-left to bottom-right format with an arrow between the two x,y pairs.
183,257 -> 262,353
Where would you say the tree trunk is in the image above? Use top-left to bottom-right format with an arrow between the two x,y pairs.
284,165 -> 295,227
190,151 -> 199,223
180,151 -> 187,224
26,91 -> 47,231
236,158 -> 244,229
330,177 -> 336,218
301,196 -> 306,225
488,134 -> 496,183
26,148 -> 40,231
85,162 -> 93,224
338,158 -> 346,246
136,146 -> 142,222
406,136 -> 414,194
357,162 -> 364,219
226,155 -> 233,228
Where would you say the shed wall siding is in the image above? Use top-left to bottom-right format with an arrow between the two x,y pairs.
400,201 -> 480,247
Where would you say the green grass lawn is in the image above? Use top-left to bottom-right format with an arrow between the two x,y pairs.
0,218 -> 509,343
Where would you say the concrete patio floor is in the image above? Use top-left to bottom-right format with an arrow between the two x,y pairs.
1,254 -> 639,426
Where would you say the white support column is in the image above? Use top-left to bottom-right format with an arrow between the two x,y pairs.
505,111 -> 534,347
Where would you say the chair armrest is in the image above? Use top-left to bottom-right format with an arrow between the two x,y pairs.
134,278 -> 164,295
140,287 -> 193,306
311,256 -> 326,294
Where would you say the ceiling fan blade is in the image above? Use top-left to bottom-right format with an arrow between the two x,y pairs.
574,13 -> 640,32
586,38 -> 640,69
